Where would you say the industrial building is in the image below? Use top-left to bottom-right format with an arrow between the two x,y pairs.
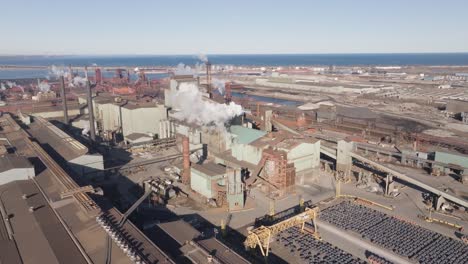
446,99 -> 468,114
0,155 -> 35,185
0,112 -> 177,264
28,116 -> 104,179
77,93 -> 169,143
2,61 -> 468,264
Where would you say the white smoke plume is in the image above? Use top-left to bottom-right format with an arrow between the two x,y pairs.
72,76 -> 88,87
1,83 -> 6,90
6,81 -> 17,88
50,65 -> 70,78
82,121 -> 90,136
170,82 -> 243,129
38,81 -> 50,92
212,78 -> 226,95
198,53 -> 208,63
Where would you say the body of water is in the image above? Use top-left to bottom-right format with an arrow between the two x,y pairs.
1,53 -> 467,79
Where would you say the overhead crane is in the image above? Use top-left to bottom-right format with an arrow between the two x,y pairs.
244,206 -> 320,257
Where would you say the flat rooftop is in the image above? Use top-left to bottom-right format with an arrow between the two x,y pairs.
0,180 -> 87,264
192,162 -> 227,177
28,116 -> 88,161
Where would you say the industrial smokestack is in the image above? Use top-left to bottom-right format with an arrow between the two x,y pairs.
182,136 -> 191,185
95,68 -> 102,84
59,76 -> 69,124
206,61 -> 212,98
224,82 -> 232,104
85,67 -> 96,141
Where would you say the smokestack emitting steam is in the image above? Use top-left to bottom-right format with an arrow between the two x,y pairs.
169,82 -> 243,130
85,67 -> 96,141
182,135 -> 191,185
198,53 -> 208,64
59,76 -> 69,124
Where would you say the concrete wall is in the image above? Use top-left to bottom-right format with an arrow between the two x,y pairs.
96,103 -> 121,132
337,140 -> 355,177
191,169 -> 212,198
227,192 -> 244,211
231,143 -> 263,165
201,130 -> 232,155
283,142 -> 320,172
447,100 -> 468,114
0,168 -> 35,185
121,105 -> 166,137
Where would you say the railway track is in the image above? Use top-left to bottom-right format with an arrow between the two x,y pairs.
28,140 -> 99,213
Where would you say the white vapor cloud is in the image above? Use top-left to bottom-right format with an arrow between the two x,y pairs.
169,82 -> 242,129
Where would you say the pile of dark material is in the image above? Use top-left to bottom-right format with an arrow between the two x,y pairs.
276,225 -> 363,264
321,201 -> 468,263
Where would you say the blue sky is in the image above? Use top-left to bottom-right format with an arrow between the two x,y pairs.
1,0 -> 467,55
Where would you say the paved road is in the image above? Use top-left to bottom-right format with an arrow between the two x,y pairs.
316,220 -> 412,264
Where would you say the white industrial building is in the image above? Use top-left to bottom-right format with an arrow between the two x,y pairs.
78,93 -> 169,142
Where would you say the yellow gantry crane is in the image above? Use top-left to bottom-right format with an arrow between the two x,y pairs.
244,207 -> 320,257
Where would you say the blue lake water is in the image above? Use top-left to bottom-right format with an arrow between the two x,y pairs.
1,53 -> 468,79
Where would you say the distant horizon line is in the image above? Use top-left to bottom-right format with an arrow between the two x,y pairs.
1,52 -> 468,57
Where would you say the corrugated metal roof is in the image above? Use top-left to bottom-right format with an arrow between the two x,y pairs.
230,125 -> 266,144
434,151 -> 468,169
191,162 -> 226,177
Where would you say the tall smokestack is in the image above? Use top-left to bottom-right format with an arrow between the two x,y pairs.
95,68 -> 102,84
59,76 -> 69,124
206,61 -> 212,98
182,136 -> 191,185
225,82 -> 232,104
85,67 -> 96,141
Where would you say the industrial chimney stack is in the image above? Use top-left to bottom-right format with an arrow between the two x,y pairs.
224,82 -> 232,104
95,68 -> 102,84
182,136 -> 191,185
59,76 -> 69,124
85,67 -> 96,141
206,61 -> 212,98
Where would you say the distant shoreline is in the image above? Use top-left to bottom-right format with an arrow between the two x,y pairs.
1,54 -> 468,71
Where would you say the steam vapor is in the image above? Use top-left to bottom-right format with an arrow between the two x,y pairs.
174,63 -> 202,76
72,76 -> 88,87
82,121 -> 90,136
50,65 -> 70,78
170,82 -> 243,129
6,81 -> 17,88
212,78 -> 226,95
198,53 -> 208,63
38,82 -> 50,92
